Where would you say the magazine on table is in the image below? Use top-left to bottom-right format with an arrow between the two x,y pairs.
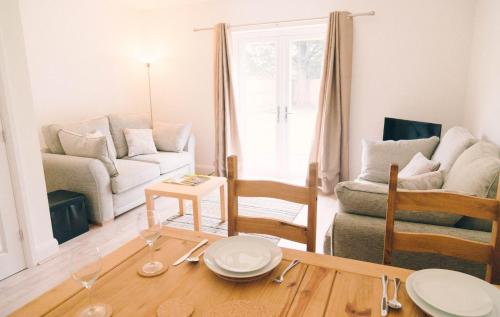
163,174 -> 211,186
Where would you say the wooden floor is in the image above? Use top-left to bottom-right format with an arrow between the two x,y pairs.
0,193 -> 336,316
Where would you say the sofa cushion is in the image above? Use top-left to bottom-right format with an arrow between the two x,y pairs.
108,113 -> 151,158
124,128 -> 157,157
398,171 -> 444,190
360,136 -> 440,183
153,122 -> 192,152
335,180 -> 462,226
111,159 -> 160,194
443,141 -> 500,197
42,116 -> 117,158
399,152 -> 440,177
431,127 -> 476,177
128,151 -> 192,175
58,130 -> 118,177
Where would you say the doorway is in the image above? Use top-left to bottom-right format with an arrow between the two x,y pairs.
232,24 -> 326,184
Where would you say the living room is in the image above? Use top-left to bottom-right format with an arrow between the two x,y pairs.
0,0 -> 499,316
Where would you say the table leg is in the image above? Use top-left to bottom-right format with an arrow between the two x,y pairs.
219,183 -> 226,223
145,192 -> 155,228
178,199 -> 184,216
193,198 -> 201,231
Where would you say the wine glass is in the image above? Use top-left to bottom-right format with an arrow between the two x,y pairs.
70,243 -> 110,317
137,210 -> 164,274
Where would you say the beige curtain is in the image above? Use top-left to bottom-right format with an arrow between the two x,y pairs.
310,12 -> 353,194
213,23 -> 242,176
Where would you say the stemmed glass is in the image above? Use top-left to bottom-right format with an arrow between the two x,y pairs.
70,243 -> 110,317
136,210 -> 164,274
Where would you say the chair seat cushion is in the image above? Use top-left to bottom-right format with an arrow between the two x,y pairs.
335,180 -> 462,227
111,159 -> 160,194
128,151 -> 192,174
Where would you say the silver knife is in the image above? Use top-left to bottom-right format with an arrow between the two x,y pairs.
173,239 -> 208,266
381,274 -> 389,316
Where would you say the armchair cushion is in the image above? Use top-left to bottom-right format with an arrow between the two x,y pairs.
431,127 -> 476,176
153,122 -> 192,152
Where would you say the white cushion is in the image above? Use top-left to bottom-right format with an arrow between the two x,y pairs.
124,128 -> 157,157
108,113 -> 151,158
399,152 -> 440,178
111,159 -> 160,194
153,122 -> 192,152
128,151 -> 192,174
431,127 -> 476,175
58,130 -> 118,176
398,171 -> 444,190
360,136 -> 440,183
43,116 -> 117,158
443,141 -> 500,197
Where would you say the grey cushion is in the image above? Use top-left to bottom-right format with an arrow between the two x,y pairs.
153,122 -> 192,152
58,130 -> 118,177
111,159 -> 160,194
108,113 -> 151,158
42,116 -> 117,158
331,212 -> 488,279
335,180 -> 462,226
128,151 -> 192,175
398,170 -> 444,190
123,128 -> 157,157
443,141 -> 500,197
431,127 -> 476,176
360,136 -> 440,183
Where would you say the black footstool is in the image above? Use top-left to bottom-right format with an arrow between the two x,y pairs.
48,190 -> 89,244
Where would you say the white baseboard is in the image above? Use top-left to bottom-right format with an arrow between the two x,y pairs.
196,164 -> 214,175
33,238 -> 59,265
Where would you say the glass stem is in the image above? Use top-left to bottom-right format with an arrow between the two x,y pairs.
87,286 -> 94,311
149,242 -> 154,263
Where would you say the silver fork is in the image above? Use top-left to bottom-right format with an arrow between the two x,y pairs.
273,259 -> 300,284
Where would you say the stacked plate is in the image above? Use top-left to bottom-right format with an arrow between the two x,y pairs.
204,236 -> 282,282
406,269 -> 500,317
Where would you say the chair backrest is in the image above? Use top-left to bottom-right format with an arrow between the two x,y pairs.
383,164 -> 500,284
227,155 -> 318,252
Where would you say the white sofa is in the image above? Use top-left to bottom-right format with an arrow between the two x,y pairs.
42,113 -> 195,224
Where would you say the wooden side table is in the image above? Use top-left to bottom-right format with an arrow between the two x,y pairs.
144,176 -> 227,231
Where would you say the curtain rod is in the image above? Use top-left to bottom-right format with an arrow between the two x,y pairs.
193,11 -> 375,32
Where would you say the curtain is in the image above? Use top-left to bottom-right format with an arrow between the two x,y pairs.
310,12 -> 353,194
213,23 -> 242,176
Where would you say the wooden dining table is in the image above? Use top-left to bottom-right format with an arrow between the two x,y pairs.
12,227 -> 427,316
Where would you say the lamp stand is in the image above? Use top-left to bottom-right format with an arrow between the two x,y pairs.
146,63 -> 153,126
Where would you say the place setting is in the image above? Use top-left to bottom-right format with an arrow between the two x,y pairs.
401,269 -> 500,317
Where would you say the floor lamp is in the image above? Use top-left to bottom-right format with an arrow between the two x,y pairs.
146,63 -> 153,125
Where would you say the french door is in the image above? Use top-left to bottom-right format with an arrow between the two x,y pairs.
0,118 -> 25,280
233,25 -> 326,184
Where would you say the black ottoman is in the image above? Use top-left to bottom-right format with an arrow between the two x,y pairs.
48,190 -> 89,244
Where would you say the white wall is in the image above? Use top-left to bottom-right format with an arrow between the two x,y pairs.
19,0 -> 152,142
464,0 -> 500,146
0,0 -> 58,265
141,0 -> 475,177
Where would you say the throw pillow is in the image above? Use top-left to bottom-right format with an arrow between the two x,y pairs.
58,130 -> 118,176
124,128 -> 157,157
153,122 -> 192,152
360,136 -> 440,183
108,113 -> 151,158
399,152 -> 440,178
398,171 -> 444,190
442,141 -> 500,197
431,126 -> 476,176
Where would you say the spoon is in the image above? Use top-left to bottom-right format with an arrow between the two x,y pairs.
273,259 -> 300,284
388,277 -> 402,310
186,250 -> 205,264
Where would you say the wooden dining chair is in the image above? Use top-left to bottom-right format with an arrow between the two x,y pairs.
383,164 -> 500,284
227,155 -> 318,252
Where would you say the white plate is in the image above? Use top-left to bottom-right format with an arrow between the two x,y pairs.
406,269 -> 500,317
205,236 -> 282,279
213,236 -> 272,273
